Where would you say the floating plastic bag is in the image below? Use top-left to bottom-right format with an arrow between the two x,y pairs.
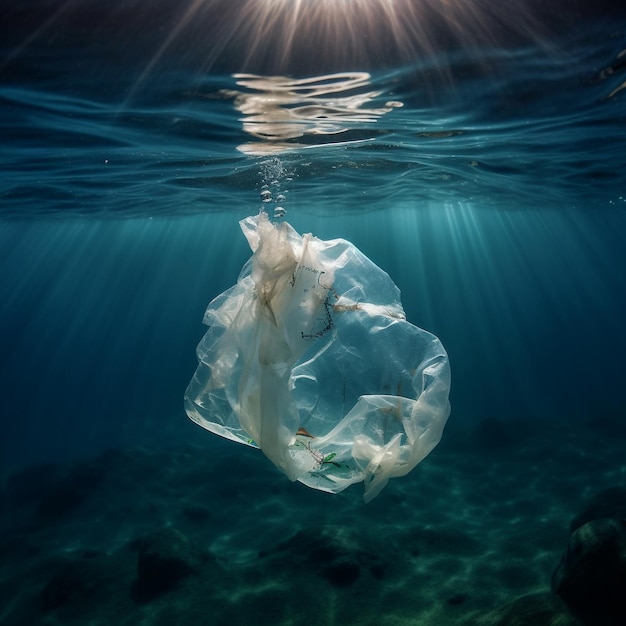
185,212 -> 451,501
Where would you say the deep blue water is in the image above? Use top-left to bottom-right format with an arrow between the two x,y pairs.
1,1 -> 626,473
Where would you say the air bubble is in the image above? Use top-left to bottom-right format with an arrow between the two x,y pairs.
276,194 -> 286,203
274,207 -> 286,218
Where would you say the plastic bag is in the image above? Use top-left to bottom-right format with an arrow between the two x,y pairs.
184,212 -> 451,501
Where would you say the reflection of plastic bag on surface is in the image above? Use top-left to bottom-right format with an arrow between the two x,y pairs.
184,212 -> 451,502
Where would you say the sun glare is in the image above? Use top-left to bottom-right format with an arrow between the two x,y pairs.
156,0 -> 548,75
222,72 -> 404,155
116,0 -> 549,102
233,0 -> 436,69
7,0 -> 551,91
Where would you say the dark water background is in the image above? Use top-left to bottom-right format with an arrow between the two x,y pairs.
1,0 -> 626,473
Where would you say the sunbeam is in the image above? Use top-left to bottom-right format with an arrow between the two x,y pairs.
2,0 -> 558,84
178,0 -> 551,74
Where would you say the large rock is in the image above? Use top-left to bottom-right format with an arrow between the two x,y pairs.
569,487 -> 626,533
552,517 -> 626,626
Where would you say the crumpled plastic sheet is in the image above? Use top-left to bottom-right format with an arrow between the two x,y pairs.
185,211 -> 451,502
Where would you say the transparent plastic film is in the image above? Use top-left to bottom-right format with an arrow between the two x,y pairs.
184,211 -> 451,501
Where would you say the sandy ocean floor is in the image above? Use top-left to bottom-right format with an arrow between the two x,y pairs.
1,414 -> 625,625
